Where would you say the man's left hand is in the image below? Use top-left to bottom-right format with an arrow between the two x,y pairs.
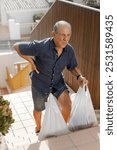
77,75 -> 88,87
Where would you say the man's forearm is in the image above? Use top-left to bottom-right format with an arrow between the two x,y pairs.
70,67 -> 88,87
70,66 -> 82,77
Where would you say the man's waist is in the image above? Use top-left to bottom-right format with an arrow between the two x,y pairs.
30,71 -> 62,85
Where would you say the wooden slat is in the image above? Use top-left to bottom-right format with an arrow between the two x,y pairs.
6,63 -> 31,92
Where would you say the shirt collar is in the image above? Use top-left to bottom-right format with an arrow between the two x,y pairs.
50,38 -> 67,52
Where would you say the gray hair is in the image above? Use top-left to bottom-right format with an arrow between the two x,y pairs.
53,20 -> 71,33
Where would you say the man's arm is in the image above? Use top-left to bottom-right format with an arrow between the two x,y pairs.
70,66 -> 88,87
13,43 -> 39,73
69,66 -> 82,77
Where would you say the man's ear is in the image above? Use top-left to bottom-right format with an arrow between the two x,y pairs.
51,31 -> 55,37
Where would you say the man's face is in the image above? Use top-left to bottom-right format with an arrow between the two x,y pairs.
52,26 -> 72,49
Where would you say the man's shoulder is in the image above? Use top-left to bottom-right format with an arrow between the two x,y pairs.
67,43 -> 73,48
66,43 -> 74,52
34,38 -> 51,45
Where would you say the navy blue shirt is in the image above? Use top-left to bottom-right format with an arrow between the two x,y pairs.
19,38 -> 78,92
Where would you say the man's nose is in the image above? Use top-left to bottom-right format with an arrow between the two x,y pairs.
63,35 -> 69,41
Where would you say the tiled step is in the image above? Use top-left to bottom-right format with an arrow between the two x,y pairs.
0,87 -> 9,95
4,89 -> 100,150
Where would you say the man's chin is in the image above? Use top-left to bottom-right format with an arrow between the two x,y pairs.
62,43 -> 67,48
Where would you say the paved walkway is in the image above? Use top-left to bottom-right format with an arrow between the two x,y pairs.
3,89 -> 100,150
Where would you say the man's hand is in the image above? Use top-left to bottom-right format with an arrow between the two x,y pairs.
31,62 -> 39,74
13,44 -> 39,74
77,75 -> 88,87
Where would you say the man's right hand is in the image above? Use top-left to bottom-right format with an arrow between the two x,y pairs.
31,61 -> 39,74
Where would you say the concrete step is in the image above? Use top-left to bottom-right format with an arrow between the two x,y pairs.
0,87 -> 9,95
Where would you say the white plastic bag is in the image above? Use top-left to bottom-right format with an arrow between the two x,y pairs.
69,85 -> 98,131
38,93 -> 69,140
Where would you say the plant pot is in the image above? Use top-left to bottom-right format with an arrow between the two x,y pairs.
0,133 -> 8,150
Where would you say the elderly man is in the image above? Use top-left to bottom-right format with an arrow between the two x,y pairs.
14,20 -> 87,133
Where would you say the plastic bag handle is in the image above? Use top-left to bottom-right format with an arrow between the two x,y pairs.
85,85 -> 87,92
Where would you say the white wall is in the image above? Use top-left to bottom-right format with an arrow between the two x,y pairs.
0,51 -> 25,88
7,8 -> 48,34
1,8 -> 48,25
8,19 -> 21,40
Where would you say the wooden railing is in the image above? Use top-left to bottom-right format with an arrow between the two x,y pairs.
14,61 -> 28,73
6,62 -> 31,92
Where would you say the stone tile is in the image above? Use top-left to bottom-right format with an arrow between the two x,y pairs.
16,107 -> 28,114
25,125 -> 35,134
87,126 -> 100,140
21,97 -> 32,102
22,119 -> 35,127
23,101 -> 33,107
13,103 -> 26,109
19,113 -> 32,120
3,95 -> 10,100
11,108 -> 18,115
13,128 -> 27,136
69,128 -> 96,146
11,98 -> 23,104
6,135 -> 30,150
38,141 -> 51,150
44,134 -> 74,150
5,131 -> 15,143
5,93 -> 19,99
28,134 -> 38,143
15,147 -> 25,150
11,121 -> 24,130
18,91 -> 30,97
78,141 -> 99,150
13,114 -> 21,122
25,142 -> 40,150
67,147 -> 78,150
4,90 -> 100,150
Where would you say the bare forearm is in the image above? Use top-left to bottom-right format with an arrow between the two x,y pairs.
70,66 -> 82,77
70,66 -> 88,87
13,43 -> 39,73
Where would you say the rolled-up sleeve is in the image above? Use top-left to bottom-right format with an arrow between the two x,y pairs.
67,48 -> 78,70
19,41 -> 40,56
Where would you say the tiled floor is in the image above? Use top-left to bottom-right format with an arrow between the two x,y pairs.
4,90 -> 37,150
3,89 -> 100,150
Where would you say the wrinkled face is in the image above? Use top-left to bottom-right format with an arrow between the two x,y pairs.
52,26 -> 72,49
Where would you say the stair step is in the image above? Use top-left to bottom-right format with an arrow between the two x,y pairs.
0,87 -> 9,95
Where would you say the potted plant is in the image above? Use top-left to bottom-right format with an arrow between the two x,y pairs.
83,0 -> 100,9
33,12 -> 45,22
0,96 -> 15,149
